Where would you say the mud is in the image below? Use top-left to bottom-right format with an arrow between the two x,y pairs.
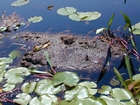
12,32 -> 125,71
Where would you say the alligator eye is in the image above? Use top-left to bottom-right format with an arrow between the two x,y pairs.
85,55 -> 89,61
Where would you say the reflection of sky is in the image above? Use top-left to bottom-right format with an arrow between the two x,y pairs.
1,0 -> 140,34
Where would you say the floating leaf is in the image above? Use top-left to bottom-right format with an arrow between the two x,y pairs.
9,50 -> 21,59
69,12 -> 101,21
129,22 -> 140,35
0,57 -> 13,65
75,97 -> 107,105
53,71 -> 79,87
96,28 -> 106,34
11,0 -> 30,7
2,83 -> 15,92
13,93 -> 31,105
57,7 -> 76,16
30,95 -> 58,105
101,96 -> 123,105
133,74 -> 140,81
5,67 -> 30,84
35,79 -> 61,95
0,69 -> 6,83
78,81 -> 97,95
28,16 -> 43,23
110,88 -> 136,105
110,78 -> 120,86
21,81 -> 36,93
98,85 -> 111,95
65,86 -> 89,101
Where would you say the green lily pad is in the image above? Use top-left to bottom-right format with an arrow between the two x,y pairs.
133,74 -> 140,81
5,67 -> 30,84
35,79 -> 61,95
101,96 -> 123,105
57,7 -> 76,16
11,0 -> 30,7
0,69 -> 6,83
75,97 -> 107,105
129,22 -> 140,35
13,93 -> 31,105
21,81 -> 36,93
69,13 -> 81,21
65,86 -> 89,101
98,85 -> 111,95
2,83 -> 15,92
29,95 -> 58,105
0,57 -> 13,65
110,88 -> 136,105
69,12 -> 101,21
78,81 -> 97,95
52,71 -> 79,87
9,50 -> 21,59
28,16 -> 43,23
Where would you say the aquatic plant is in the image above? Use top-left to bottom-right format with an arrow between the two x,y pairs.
57,7 -> 101,21
28,16 -> 43,23
0,54 -> 140,104
11,0 -> 30,7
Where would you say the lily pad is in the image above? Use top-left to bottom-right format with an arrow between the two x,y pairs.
11,0 -> 30,7
13,93 -> 31,105
52,71 -> 79,87
29,95 -> 58,105
2,83 -> 15,92
35,79 -> 61,95
0,57 -> 13,65
21,81 -> 36,93
129,22 -> 140,35
4,67 -> 30,84
57,7 -> 76,16
78,81 -> 97,95
110,88 -> 136,105
69,12 -> 101,21
28,16 -> 43,23
64,86 -> 89,101
98,85 -> 111,95
9,50 -> 21,59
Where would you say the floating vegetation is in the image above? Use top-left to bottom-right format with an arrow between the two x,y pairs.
57,7 -> 77,16
11,0 -> 30,7
57,7 -> 101,21
129,22 -> 140,35
28,16 -> 43,23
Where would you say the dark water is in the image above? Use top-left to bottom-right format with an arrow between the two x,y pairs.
0,0 -> 140,104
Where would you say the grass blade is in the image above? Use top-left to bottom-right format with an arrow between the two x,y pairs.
121,11 -> 132,31
108,13 -> 115,30
114,67 -> 127,89
44,51 -> 53,68
125,54 -> 133,80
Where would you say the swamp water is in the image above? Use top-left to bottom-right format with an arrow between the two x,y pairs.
0,0 -> 140,105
